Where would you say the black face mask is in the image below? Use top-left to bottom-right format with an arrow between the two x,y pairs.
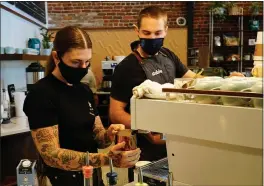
139,38 -> 164,55
57,54 -> 88,84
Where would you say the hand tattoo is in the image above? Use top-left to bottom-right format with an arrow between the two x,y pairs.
108,150 -> 123,168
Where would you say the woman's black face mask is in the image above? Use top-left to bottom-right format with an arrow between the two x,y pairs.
57,52 -> 88,84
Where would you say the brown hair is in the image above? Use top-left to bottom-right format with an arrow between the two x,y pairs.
137,6 -> 168,29
45,26 -> 92,76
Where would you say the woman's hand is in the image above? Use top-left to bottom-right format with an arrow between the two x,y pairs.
108,142 -> 141,168
107,124 -> 125,141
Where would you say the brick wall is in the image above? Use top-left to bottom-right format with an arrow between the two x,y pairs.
47,1 -> 263,48
47,1 -> 187,28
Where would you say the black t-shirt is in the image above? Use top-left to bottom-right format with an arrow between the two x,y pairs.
111,47 -> 188,112
110,47 -> 188,161
23,74 -> 99,153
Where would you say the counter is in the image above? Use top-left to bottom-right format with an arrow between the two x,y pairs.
96,91 -> 110,95
1,117 -> 37,184
1,116 -> 30,137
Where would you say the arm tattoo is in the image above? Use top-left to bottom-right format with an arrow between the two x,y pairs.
31,125 -> 109,171
93,116 -> 112,148
108,150 -> 122,168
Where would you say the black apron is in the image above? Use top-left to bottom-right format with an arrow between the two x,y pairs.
132,50 -> 175,161
128,50 -> 175,182
133,49 -> 175,84
46,166 -> 104,186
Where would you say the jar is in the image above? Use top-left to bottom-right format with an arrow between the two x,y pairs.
115,129 -> 137,151
251,61 -> 263,77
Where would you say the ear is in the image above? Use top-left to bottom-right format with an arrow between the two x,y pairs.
51,51 -> 60,65
133,24 -> 140,36
164,25 -> 168,36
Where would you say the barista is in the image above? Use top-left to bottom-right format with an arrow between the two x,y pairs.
23,26 -> 141,186
110,4 -> 193,161
109,6 -> 244,182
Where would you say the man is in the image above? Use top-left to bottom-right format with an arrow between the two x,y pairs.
81,68 -> 97,94
109,6 -> 242,182
81,68 -> 99,105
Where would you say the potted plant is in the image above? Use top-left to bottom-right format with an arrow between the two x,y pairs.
249,2 -> 260,31
209,2 -> 227,22
40,28 -> 54,56
226,2 -> 242,16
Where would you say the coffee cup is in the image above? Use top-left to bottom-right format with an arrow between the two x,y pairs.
115,129 -> 137,151
0,47 -> 4,54
241,81 -> 263,108
220,78 -> 257,106
15,48 -> 23,54
5,47 -> 15,54
188,78 -> 223,104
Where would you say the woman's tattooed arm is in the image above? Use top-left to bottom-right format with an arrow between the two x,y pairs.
93,116 -> 113,148
31,125 -> 109,171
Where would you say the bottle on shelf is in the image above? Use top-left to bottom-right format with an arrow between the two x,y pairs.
2,88 -> 10,124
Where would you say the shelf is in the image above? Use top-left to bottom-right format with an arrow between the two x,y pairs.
211,61 -> 254,69
0,54 -> 49,61
213,45 -> 255,49
209,10 -> 262,73
211,60 -> 254,63
214,45 -> 240,48
211,61 -> 239,64
214,30 -> 262,33
221,14 -> 263,18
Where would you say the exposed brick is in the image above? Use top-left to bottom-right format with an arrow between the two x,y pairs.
123,15 -> 133,20
47,1 -> 263,49
48,1 -> 187,29
106,13 -> 117,16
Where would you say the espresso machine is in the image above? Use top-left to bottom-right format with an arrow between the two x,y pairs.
101,60 -> 120,92
26,62 -> 45,91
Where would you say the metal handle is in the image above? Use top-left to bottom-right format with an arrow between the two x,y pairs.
138,167 -> 143,184
168,172 -> 173,186
109,158 -> 113,173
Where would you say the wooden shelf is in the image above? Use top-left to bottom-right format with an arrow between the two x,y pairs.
213,45 -> 255,50
211,60 -> 254,63
0,54 -> 49,61
214,30 -> 262,33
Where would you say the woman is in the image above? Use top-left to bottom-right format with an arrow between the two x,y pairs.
23,26 -> 141,186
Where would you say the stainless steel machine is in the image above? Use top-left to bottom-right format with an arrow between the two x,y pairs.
26,62 -> 45,91
130,89 -> 263,186
101,60 -> 120,92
